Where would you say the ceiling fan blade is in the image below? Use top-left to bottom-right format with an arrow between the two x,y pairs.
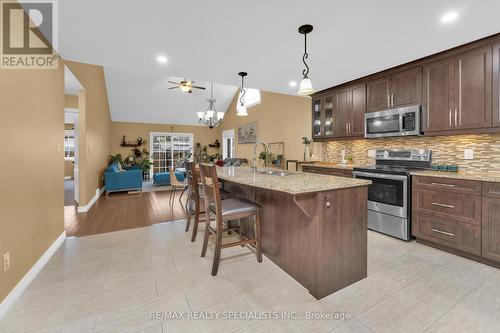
168,81 -> 180,85
191,86 -> 206,90
168,86 -> 179,89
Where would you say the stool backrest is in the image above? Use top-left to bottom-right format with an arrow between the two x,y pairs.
185,161 -> 199,204
169,167 -> 184,186
199,164 -> 222,220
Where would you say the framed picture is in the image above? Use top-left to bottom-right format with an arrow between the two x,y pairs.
237,122 -> 257,144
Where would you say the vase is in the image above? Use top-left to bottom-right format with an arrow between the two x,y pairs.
304,144 -> 311,161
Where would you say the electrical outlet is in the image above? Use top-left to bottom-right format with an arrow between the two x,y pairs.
464,149 -> 474,160
3,252 -> 10,272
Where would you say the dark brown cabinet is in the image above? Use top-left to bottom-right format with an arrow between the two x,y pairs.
493,42 -> 500,127
412,176 -> 500,267
312,84 -> 365,140
423,46 -> 493,133
482,182 -> 500,262
312,93 -> 336,140
335,84 -> 366,138
367,68 -> 421,112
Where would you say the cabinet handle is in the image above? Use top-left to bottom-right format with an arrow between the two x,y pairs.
431,202 -> 455,209
431,182 -> 455,188
348,122 -> 351,134
449,110 -> 452,127
387,94 -> 390,107
455,109 -> 458,127
391,93 -> 394,107
325,194 -> 332,208
431,228 -> 455,237
346,123 -> 348,134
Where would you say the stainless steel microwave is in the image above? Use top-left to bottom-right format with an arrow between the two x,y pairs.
365,105 -> 421,138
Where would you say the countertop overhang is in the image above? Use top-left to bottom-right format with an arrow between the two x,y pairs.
216,166 -> 371,195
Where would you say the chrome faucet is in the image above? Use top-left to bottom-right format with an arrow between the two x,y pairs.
252,140 -> 269,171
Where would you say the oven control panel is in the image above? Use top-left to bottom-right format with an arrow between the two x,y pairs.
375,149 -> 431,161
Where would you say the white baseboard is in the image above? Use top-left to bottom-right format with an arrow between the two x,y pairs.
0,231 -> 66,319
76,186 -> 105,213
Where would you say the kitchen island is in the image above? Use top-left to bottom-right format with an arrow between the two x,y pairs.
217,166 -> 371,299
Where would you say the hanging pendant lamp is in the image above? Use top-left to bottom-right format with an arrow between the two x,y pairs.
237,72 -> 248,116
297,24 -> 315,96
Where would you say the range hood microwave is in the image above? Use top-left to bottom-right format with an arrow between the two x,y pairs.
365,105 -> 422,138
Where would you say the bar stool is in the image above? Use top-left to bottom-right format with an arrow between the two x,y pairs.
199,164 -> 262,276
169,167 -> 187,206
184,161 -> 207,242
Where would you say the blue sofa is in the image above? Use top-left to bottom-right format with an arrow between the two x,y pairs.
153,170 -> 185,186
104,163 -> 142,193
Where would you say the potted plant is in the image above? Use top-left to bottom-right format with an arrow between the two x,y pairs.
302,137 -> 312,161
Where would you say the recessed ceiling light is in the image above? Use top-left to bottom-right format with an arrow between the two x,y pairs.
289,81 -> 297,87
441,11 -> 459,24
157,55 -> 168,64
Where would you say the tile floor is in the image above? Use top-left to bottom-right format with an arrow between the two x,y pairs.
1,220 -> 499,333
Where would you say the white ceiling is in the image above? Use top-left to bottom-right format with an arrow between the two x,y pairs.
64,65 -> 83,95
59,0 -> 500,125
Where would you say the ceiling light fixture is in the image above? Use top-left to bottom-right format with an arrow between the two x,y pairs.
237,72 -> 248,116
157,55 -> 168,64
297,24 -> 315,96
198,82 -> 224,129
441,11 -> 459,24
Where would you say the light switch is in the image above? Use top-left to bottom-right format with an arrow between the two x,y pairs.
56,143 -> 62,153
368,150 -> 376,158
464,149 -> 474,160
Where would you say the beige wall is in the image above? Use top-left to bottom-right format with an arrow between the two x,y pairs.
65,94 -> 78,108
217,91 -> 315,164
65,61 -> 111,205
110,121 -> 218,158
0,66 -> 65,302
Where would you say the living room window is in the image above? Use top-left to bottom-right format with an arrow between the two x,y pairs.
150,132 -> 193,175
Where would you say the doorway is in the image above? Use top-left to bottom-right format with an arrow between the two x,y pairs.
222,129 -> 235,159
64,109 -> 79,206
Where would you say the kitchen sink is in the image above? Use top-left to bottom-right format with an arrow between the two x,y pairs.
257,169 -> 292,176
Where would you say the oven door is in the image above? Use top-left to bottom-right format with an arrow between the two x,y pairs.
352,171 -> 408,218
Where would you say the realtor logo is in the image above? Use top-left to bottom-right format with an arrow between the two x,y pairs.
1,0 -> 58,69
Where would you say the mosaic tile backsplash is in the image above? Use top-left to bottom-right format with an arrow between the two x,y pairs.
322,134 -> 500,175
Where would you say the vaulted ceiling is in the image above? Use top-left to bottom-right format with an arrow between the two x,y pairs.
59,0 -> 500,125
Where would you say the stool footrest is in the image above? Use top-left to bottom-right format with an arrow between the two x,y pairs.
221,238 -> 257,249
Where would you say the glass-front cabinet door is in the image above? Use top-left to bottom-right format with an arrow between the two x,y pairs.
312,97 -> 323,138
323,95 -> 334,136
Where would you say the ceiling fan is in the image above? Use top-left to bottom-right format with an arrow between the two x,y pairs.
168,79 -> 205,93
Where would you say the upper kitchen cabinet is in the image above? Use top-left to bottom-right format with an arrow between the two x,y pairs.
312,95 -> 323,139
423,46 -> 493,133
335,83 -> 366,138
312,92 -> 337,140
422,58 -> 455,132
493,42 -> 500,127
366,67 -> 422,112
454,46 -> 492,130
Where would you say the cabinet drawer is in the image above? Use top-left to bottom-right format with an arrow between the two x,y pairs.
413,188 -> 481,225
412,213 -> 481,256
413,176 -> 482,195
302,165 -> 353,178
482,182 -> 500,198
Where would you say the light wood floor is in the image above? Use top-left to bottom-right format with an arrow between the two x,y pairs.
65,189 -> 187,237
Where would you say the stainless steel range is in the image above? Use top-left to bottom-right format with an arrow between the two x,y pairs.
352,149 -> 432,241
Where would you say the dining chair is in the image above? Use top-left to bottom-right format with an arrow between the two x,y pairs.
198,164 -> 262,276
169,167 -> 188,206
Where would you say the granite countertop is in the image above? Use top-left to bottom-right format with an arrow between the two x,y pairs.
216,166 -> 371,195
410,170 -> 500,183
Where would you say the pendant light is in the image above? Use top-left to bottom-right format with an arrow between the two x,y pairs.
198,82 -> 224,129
237,72 -> 248,116
297,24 -> 315,96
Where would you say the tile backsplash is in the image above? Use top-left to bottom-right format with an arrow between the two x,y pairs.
322,134 -> 500,174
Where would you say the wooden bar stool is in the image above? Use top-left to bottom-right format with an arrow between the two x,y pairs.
169,167 -> 188,206
184,161 -> 207,242
199,164 -> 262,276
